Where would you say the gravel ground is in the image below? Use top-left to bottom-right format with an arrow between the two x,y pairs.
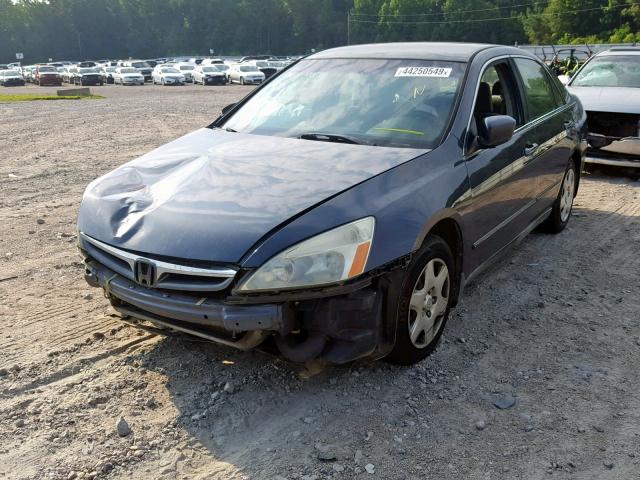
1,84 -> 639,480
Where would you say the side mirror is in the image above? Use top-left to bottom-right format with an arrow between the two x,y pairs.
221,103 -> 236,115
479,115 -> 516,148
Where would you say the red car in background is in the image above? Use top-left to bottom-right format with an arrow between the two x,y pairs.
34,65 -> 62,86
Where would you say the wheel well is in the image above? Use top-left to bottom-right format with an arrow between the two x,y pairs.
427,218 -> 463,306
572,150 -> 582,195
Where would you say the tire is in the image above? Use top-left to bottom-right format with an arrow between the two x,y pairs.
386,235 -> 455,365
240,77 -> 245,85
539,159 -> 576,233
161,78 -> 165,86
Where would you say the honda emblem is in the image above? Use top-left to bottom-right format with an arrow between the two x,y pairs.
134,259 -> 156,287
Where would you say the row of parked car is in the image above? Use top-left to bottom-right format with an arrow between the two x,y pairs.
0,55 -> 297,87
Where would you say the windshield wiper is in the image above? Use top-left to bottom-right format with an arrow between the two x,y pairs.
298,132 -> 361,145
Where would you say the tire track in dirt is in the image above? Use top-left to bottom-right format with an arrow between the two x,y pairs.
1,334 -> 156,399
1,315 -> 122,363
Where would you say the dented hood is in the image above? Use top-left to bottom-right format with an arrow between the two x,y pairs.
78,128 -> 425,263
567,86 -> 640,114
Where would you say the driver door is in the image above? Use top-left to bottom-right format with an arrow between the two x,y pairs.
461,59 -> 539,273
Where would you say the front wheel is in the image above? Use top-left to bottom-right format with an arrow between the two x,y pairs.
386,235 -> 454,365
240,77 -> 245,85
539,159 -> 576,233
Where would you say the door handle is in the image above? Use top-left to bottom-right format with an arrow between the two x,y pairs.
524,143 -> 539,157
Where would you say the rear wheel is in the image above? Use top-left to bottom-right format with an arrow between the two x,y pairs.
240,77 -> 245,85
540,159 -> 576,233
386,235 -> 454,365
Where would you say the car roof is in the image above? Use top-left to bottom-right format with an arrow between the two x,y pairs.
598,47 -> 640,56
308,42 -> 519,62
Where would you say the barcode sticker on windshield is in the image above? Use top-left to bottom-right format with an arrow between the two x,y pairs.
395,67 -> 452,78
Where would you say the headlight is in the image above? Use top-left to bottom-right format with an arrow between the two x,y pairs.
238,217 -> 375,292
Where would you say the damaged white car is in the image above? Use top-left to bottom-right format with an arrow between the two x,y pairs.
566,47 -> 640,167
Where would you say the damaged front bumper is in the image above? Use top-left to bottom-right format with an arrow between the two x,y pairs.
586,111 -> 640,166
81,245 -> 405,364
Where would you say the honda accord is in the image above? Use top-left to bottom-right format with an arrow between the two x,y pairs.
78,43 -> 586,365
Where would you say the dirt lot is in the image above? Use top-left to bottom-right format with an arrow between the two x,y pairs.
1,84 -> 639,480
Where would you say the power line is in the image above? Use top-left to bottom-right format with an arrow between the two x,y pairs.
348,3 -> 635,25
350,0 -> 554,18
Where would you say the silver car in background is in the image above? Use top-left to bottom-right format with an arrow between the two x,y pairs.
151,66 -> 185,86
175,63 -> 195,83
113,67 -> 145,86
122,60 -> 153,82
192,65 -> 227,85
227,64 -> 265,85
567,47 -> 640,167
0,69 -> 25,86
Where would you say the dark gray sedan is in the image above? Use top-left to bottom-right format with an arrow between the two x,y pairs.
78,43 -> 586,365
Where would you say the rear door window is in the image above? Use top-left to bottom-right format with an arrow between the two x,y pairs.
514,58 -> 560,122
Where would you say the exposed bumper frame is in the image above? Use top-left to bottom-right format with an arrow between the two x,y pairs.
83,252 -> 406,363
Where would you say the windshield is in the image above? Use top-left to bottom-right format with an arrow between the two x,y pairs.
39,67 -> 56,72
256,61 -> 269,67
4,70 -> 20,76
215,64 -> 229,71
201,67 -> 219,72
239,66 -> 260,72
106,67 -> 117,72
571,55 -> 640,88
79,68 -> 97,73
119,68 -> 137,73
222,58 -> 464,149
131,62 -> 149,68
179,65 -> 194,71
162,68 -> 180,73
270,62 -> 284,67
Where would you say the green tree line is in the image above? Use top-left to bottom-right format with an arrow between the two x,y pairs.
350,0 -> 639,45
1,0 -> 637,64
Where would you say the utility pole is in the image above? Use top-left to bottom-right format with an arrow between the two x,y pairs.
347,11 -> 350,45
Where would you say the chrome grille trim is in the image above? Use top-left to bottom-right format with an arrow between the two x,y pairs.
79,232 -> 237,292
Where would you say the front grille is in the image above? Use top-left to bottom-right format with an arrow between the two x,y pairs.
80,232 -> 237,292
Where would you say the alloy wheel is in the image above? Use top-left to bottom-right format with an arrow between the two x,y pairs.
408,259 -> 450,349
560,168 -> 575,223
